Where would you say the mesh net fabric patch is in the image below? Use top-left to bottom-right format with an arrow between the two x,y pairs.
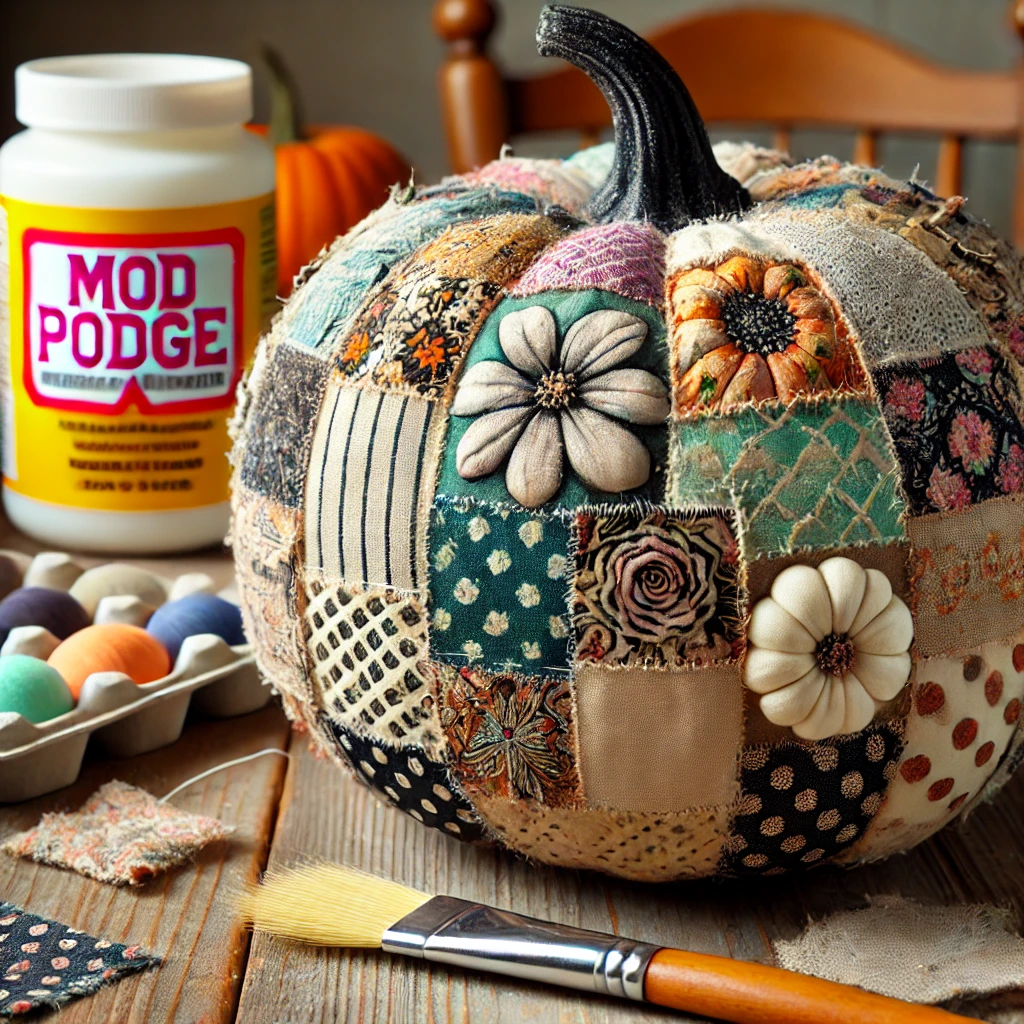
324,717 -> 483,841
842,630 -> 1024,864
723,723 -> 904,876
302,577 -> 443,756
670,396 -> 906,558
571,504 -> 742,669
303,382 -> 444,591
1,781 -> 232,886
872,347 -> 1024,516
0,901 -> 157,1016
428,500 -> 572,674
471,791 -> 730,881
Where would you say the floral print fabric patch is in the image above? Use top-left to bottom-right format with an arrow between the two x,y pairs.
571,506 -> 742,668
439,666 -> 581,806
428,499 -> 572,673
0,901 -> 157,1016
671,397 -> 906,558
872,346 -> 1024,515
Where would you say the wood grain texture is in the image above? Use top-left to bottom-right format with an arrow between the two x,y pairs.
0,704 -> 290,1024
238,736 -> 1024,1024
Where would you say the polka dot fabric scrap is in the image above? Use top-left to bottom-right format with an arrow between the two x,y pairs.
230,142 -> 1024,881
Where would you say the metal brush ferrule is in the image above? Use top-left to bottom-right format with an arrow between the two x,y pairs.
382,896 -> 659,1001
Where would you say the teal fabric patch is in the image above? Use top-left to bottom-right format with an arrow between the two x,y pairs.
428,498 -> 572,673
670,397 -> 906,557
436,290 -> 670,509
285,187 -> 537,353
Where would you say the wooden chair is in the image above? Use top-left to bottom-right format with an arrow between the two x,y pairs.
433,0 -> 1024,244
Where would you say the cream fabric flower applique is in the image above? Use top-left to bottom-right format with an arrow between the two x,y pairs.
451,306 -> 670,507
744,557 -> 913,740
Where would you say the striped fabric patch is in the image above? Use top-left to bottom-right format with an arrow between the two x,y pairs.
304,383 -> 443,590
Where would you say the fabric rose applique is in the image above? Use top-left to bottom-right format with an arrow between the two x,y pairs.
744,557 -> 913,739
451,306 -> 670,507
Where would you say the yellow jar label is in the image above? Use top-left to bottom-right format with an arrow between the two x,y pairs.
1,193 -> 275,511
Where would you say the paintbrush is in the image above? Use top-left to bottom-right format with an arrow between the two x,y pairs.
240,862 -> 976,1024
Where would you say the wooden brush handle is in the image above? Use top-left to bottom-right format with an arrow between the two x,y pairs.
644,948 -> 975,1024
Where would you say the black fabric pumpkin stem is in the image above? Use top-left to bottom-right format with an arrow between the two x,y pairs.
536,4 -> 751,231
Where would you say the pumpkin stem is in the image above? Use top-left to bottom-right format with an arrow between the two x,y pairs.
262,44 -> 303,146
536,5 -> 751,231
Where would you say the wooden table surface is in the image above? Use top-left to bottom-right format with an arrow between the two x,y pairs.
0,534 -> 1023,1023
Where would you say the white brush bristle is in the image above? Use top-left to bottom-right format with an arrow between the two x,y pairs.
239,862 -> 432,947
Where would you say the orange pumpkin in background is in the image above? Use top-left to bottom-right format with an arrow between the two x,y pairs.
251,49 -> 411,296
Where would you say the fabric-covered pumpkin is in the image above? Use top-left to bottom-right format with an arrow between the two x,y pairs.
229,5 -> 1024,881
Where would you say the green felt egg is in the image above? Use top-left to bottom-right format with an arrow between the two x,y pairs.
0,655 -> 74,723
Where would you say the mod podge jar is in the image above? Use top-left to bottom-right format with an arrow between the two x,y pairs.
0,54 -> 275,553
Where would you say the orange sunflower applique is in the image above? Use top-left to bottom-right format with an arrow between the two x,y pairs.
669,255 -> 866,415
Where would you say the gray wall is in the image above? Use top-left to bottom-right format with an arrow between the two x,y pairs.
1,0 -> 1018,233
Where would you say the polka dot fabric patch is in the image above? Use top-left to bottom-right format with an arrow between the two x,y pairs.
0,901 -> 157,1016
723,724 -> 904,875
840,631 -> 1024,864
322,717 -> 484,842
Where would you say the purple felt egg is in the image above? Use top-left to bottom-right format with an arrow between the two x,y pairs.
0,587 -> 91,649
146,594 -> 246,663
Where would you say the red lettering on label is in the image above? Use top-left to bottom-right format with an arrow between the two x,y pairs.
71,312 -> 104,369
38,306 -> 66,361
118,255 -> 156,312
108,312 -> 147,370
193,308 -> 228,366
68,254 -> 115,309
157,254 -> 196,310
152,311 -> 191,369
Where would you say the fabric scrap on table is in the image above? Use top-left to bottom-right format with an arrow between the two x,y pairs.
0,900 -> 158,1016
773,895 -> 1024,1005
2,780 -> 231,886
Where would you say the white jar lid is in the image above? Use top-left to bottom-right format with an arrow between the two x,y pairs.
15,53 -> 253,132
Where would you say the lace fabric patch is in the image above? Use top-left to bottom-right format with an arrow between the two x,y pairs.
0,901 -> 157,1016
574,663 -> 742,812
670,397 -> 906,558
2,781 -> 231,886
471,792 -> 731,881
841,631 -> 1024,865
302,577 -> 443,756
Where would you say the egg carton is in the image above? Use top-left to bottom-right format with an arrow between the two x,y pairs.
0,633 -> 268,802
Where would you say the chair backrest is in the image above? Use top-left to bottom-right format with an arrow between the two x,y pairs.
433,0 -> 1024,244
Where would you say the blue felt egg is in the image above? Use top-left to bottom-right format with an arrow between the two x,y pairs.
0,655 -> 74,722
146,594 -> 246,663
0,587 -> 91,649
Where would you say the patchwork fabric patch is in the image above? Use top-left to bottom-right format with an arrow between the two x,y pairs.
907,496 -> 1024,656
841,632 -> 1024,864
571,505 -> 742,668
428,500 -> 571,673
723,723 -> 904,875
511,221 -> 667,309
574,663 -> 742,812
304,383 -> 444,590
324,718 -> 483,841
439,665 -> 581,807
1,781 -> 231,886
670,397 -> 906,557
471,792 -> 730,881
0,902 -> 157,1016
436,290 -> 670,509
239,342 -> 329,506
302,577 -> 442,756
230,488 -> 311,725
872,347 -> 1024,515
461,158 -> 593,215
333,268 -> 500,396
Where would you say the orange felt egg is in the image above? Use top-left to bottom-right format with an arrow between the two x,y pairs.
48,624 -> 171,700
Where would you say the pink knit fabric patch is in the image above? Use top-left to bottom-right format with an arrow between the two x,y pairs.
2,781 -> 232,886
511,221 -> 666,307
